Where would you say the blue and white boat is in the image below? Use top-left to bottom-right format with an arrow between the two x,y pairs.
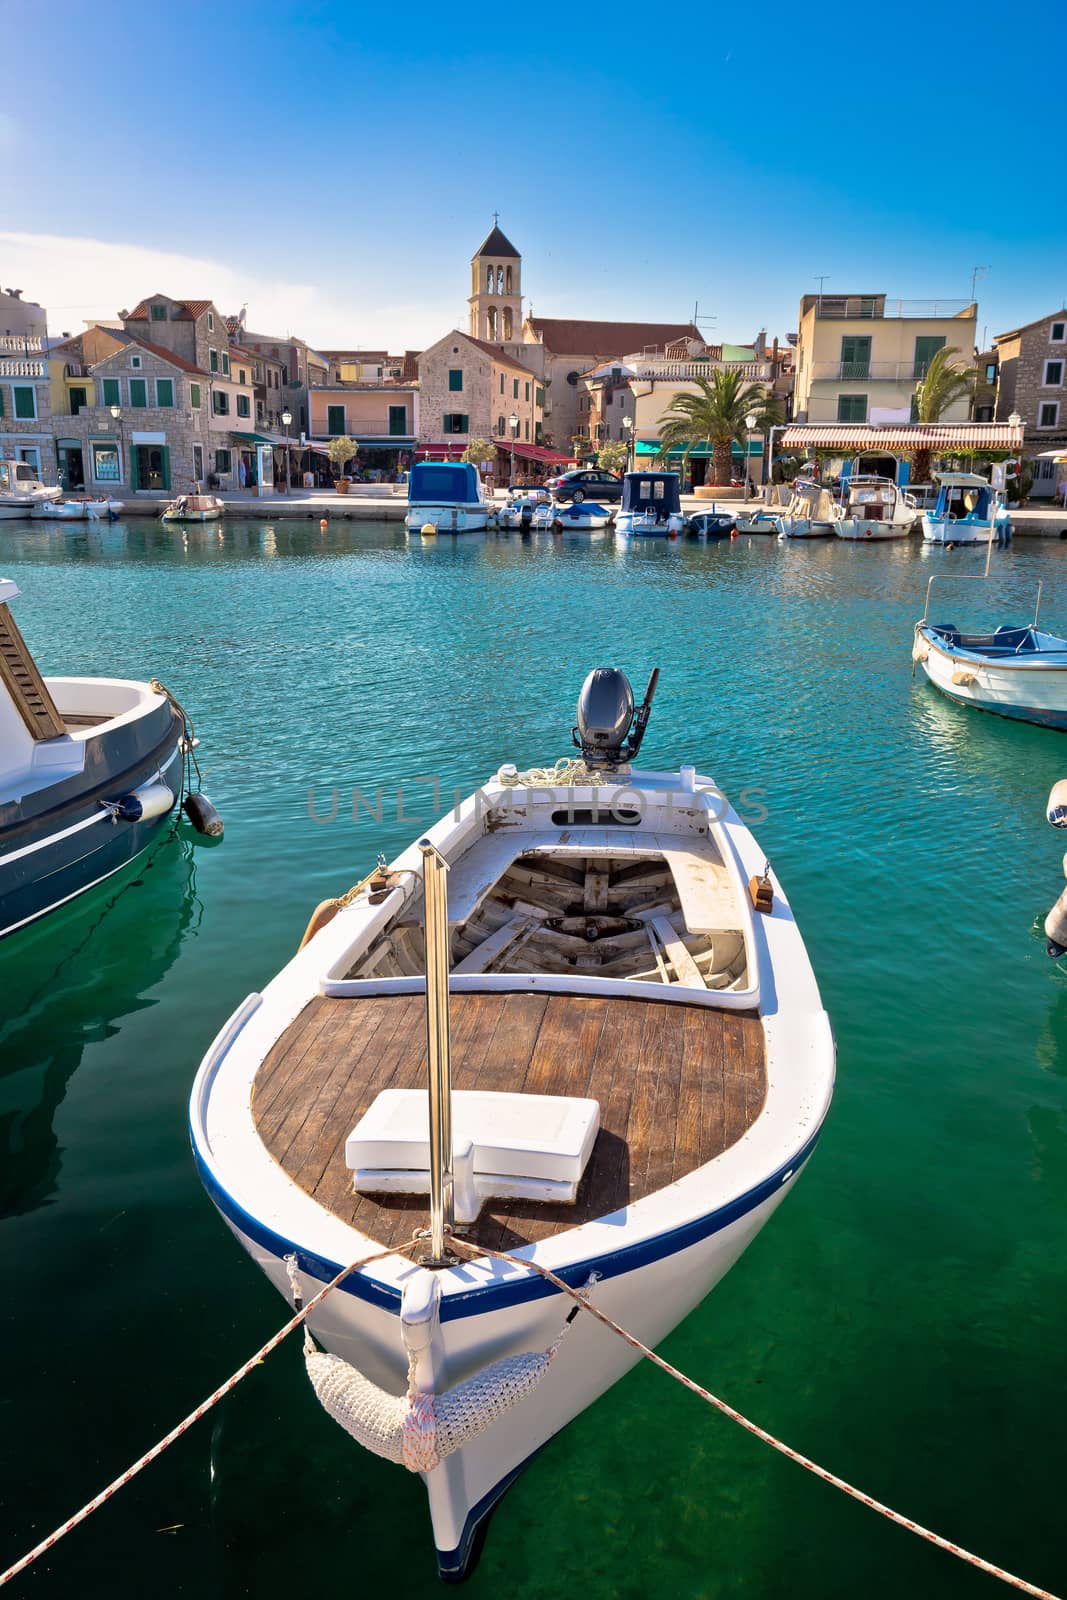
404,462 -> 490,533
687,507 -> 736,539
921,473 -> 1012,547
497,485 -> 551,531
190,667 -> 834,1581
913,577 -> 1067,728
0,577 -> 187,939
613,472 -> 685,538
551,501 -> 612,531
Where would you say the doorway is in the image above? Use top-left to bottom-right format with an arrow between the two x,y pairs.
133,445 -> 169,491
57,443 -> 85,491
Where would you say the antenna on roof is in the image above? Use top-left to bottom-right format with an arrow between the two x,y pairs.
814,275 -> 830,313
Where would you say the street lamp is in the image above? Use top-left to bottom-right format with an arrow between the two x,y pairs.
281,406 -> 292,494
622,414 -> 633,471
508,411 -> 518,485
109,403 -> 125,489
744,411 -> 758,501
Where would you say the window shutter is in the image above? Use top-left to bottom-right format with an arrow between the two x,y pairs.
156,378 -> 174,407
190,382 -> 201,409
103,377 -> 120,406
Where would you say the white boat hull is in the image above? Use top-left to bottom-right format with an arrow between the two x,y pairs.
921,514 -> 1010,546
614,512 -> 682,538
917,633 -> 1067,728
836,518 -> 908,541
404,504 -> 489,533
776,518 -> 836,539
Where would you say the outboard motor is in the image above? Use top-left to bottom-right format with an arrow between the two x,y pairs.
572,667 -> 660,768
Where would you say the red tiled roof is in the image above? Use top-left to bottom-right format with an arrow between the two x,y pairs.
319,349 -> 390,362
780,422 -> 1025,450
526,318 -> 703,359
126,335 -> 209,376
461,332 -> 538,374
126,298 -> 215,322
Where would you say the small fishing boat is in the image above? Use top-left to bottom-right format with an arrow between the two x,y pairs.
498,486 -> 552,531
404,462 -> 490,533
190,666 -> 835,1580
613,472 -> 685,538
0,461 -> 62,520
0,577 -> 214,939
34,495 -> 124,522
687,508 -> 736,539
836,475 -> 916,541
551,501 -> 612,531
921,473 -> 1011,547
160,493 -> 225,524
84,496 -> 124,520
734,507 -> 780,534
530,500 -> 557,530
775,480 -> 839,539
913,577 -> 1067,728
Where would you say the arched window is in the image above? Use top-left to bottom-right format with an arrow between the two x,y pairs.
497,414 -> 506,436
505,266 -> 512,294
486,306 -> 498,339
502,307 -> 513,340
486,265 -> 494,292
496,268 -> 504,294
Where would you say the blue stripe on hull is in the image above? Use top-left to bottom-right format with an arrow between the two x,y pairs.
930,684 -> 1067,730
191,1125 -> 822,1322
0,737 -> 182,938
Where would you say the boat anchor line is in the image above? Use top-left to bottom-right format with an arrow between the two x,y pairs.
0,1234 -> 1059,1600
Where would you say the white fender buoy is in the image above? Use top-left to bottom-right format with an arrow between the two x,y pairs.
1047,779 -> 1067,828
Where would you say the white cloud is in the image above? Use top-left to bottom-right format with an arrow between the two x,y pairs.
0,231 -> 460,350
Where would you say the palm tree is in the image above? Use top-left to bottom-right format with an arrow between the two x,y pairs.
910,345 -> 983,485
655,370 -> 782,487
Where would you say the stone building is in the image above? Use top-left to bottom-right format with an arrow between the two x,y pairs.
417,330 -> 541,471
231,330 -> 329,436
993,308 -> 1067,499
0,331 -> 55,482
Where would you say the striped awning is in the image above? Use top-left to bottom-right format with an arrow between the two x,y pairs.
780,423 -> 1024,451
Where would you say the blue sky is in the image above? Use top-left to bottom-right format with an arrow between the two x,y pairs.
3,0 -> 1064,351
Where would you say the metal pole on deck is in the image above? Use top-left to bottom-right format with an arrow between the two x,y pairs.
419,839 -> 455,1263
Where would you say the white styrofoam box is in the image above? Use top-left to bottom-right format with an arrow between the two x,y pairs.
345,1089 -> 600,1187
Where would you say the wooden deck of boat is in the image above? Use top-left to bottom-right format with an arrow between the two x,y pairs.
252,992 -> 766,1251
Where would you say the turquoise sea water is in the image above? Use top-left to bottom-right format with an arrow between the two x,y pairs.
3,518 -> 1067,1598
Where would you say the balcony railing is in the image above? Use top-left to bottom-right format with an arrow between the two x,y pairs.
0,357 -> 46,378
813,298 -> 971,320
808,360 -> 947,382
627,359 -> 773,382
0,334 -> 43,353
318,423 -> 411,439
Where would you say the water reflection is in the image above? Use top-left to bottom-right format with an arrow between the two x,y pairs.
0,833 -> 202,1217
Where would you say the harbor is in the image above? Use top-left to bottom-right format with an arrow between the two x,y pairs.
3,516 -> 1067,1595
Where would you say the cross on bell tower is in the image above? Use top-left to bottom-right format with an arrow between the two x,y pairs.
469,219 -> 522,344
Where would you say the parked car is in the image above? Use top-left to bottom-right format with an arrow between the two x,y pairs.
547,469 -> 624,504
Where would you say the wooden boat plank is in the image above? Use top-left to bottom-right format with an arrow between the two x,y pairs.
253,993 -> 764,1250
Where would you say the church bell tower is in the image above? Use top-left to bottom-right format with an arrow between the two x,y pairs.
469,218 -> 522,344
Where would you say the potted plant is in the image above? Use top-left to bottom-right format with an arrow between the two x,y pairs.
327,436 -> 358,494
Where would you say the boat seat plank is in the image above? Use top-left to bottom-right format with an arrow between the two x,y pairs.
252,994 -> 765,1250
649,915 -> 707,989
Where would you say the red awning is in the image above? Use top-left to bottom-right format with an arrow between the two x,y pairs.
780,422 -> 1024,451
495,440 -> 575,464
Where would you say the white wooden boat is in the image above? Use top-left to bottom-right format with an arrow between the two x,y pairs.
404,462 -> 490,533
0,461 -> 62,520
921,473 -> 1012,546
34,495 -> 124,522
0,577 -> 186,938
836,475 -> 915,541
160,493 -> 225,524
734,507 -> 780,534
190,668 -> 835,1579
775,480 -> 839,539
914,602 -> 1067,729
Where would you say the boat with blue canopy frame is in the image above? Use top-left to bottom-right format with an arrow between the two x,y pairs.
920,472 -> 1012,547
405,462 -> 490,533
613,472 -> 684,538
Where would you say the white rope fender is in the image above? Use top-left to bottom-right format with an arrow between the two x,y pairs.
292,1254 -> 579,1473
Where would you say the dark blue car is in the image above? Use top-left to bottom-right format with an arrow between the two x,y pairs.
548,469 -> 624,504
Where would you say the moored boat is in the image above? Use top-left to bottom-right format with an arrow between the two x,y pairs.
775,479 -> 839,539
0,577 -> 192,938
551,501 -> 612,531
613,472 -> 685,537
687,507 -> 736,538
921,473 -> 1011,546
498,486 -> 552,531
0,461 -> 62,520
913,577 -> 1067,728
34,495 -> 124,522
160,493 -> 225,524
836,475 -> 916,540
404,461 -> 490,533
190,666 -> 835,1580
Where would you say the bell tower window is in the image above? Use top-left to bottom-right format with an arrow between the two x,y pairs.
486,265 -> 494,292
503,307 -> 513,340
505,265 -> 512,294
486,305 -> 498,339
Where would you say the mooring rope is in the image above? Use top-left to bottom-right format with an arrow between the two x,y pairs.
0,1241 -> 418,1590
0,1230 -> 1059,1599
445,1236 -> 1061,1600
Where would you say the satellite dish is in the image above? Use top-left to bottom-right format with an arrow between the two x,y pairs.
686,339 -> 702,357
